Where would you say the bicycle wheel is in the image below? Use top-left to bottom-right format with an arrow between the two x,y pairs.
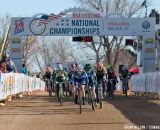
98,86 -> 103,109
110,85 -> 115,99
48,81 -> 52,96
78,88 -> 82,114
124,85 -> 128,97
80,101 -> 82,114
59,85 -> 63,106
49,91 -> 52,97
90,91 -> 95,111
99,99 -> 103,109
60,96 -> 63,106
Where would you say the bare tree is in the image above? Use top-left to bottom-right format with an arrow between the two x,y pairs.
30,37 -> 78,71
0,16 -> 11,56
78,39 -> 103,62
22,36 -> 38,65
75,0 -> 146,69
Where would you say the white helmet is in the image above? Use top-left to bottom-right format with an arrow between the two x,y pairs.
57,63 -> 63,70
77,64 -> 83,70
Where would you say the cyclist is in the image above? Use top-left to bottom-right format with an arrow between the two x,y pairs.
106,64 -> 118,97
95,62 -> 107,97
54,63 -> 69,100
72,64 -> 88,105
68,63 -> 76,98
84,63 -> 97,106
43,66 -> 52,92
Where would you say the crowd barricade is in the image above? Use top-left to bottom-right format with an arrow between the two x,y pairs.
0,73 -> 45,101
130,72 -> 160,99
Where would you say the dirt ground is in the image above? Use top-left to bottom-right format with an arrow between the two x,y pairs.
0,92 -> 159,130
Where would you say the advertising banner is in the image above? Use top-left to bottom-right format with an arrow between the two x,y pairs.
0,73 -> 45,100
9,37 -> 23,73
10,13 -> 103,36
10,15 -> 155,36
9,10 -> 156,73
104,18 -> 155,36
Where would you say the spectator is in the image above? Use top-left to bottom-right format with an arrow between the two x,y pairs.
36,72 -> 42,78
22,63 -> 29,76
6,59 -> 17,73
0,55 -> 7,73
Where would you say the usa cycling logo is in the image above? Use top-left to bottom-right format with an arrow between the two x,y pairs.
142,21 -> 150,29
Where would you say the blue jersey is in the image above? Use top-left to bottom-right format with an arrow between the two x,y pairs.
71,70 -> 88,85
86,69 -> 97,84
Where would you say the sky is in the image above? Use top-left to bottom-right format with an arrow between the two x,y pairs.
0,0 -> 77,17
0,0 -> 160,17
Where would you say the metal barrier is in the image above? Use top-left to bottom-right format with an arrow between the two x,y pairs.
0,73 -> 45,101
130,72 -> 160,99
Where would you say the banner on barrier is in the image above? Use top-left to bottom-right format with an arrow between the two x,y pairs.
0,73 -> 45,100
130,72 -> 160,93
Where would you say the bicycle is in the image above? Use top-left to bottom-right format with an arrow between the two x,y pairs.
56,81 -> 65,106
122,79 -> 128,97
77,83 -> 83,114
46,79 -> 52,97
108,79 -> 116,99
68,82 -> 74,100
97,80 -> 103,109
87,84 -> 95,111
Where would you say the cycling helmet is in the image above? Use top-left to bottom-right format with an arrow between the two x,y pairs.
96,62 -> 103,68
71,63 -> 76,69
106,64 -> 112,69
57,63 -> 63,70
77,64 -> 83,70
84,63 -> 93,71
108,67 -> 113,73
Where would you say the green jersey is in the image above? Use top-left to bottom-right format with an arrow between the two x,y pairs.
54,70 -> 69,82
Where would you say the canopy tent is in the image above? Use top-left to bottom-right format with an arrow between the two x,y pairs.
129,67 -> 139,73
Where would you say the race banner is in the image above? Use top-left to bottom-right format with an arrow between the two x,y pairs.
9,10 -> 156,73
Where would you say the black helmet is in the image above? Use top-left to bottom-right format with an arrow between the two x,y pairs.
84,63 -> 92,71
108,67 -> 113,73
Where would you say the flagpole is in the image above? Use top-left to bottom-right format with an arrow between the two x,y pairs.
145,4 -> 148,17
141,0 -> 148,17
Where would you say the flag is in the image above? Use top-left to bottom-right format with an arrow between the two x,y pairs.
48,13 -> 58,22
39,13 -> 66,25
57,12 -> 65,18
39,15 -> 49,25
141,0 -> 146,7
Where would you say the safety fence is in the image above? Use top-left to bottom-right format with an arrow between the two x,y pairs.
0,73 -> 45,100
130,72 -> 160,98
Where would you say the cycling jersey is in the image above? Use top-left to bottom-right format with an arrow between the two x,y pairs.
72,70 -> 88,85
68,69 -> 75,80
43,72 -> 51,79
54,70 -> 69,82
95,67 -> 107,82
107,71 -> 118,85
86,69 -> 97,84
